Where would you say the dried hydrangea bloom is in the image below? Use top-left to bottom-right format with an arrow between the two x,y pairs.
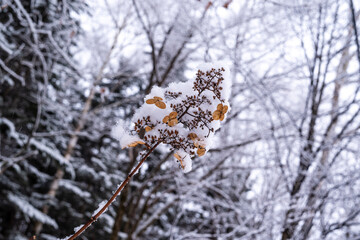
163,112 -> 178,127
145,96 -> 166,109
113,63 -> 231,172
213,103 -> 228,121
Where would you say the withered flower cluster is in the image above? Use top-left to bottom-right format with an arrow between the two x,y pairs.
125,65 -> 231,172
68,65 -> 231,239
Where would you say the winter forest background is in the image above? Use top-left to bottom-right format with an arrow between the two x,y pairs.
1,0 -> 360,239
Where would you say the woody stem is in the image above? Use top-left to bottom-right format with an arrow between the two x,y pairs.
67,141 -> 161,240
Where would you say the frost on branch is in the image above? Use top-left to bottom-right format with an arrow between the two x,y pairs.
113,63 -> 231,173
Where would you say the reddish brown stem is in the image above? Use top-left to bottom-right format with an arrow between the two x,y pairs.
67,141 -> 161,240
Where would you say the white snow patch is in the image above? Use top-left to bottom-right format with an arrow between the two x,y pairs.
111,122 -> 143,149
92,200 -> 107,217
74,224 -> 84,232
56,236 -> 71,240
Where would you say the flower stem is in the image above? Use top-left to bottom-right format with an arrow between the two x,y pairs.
67,141 -> 161,240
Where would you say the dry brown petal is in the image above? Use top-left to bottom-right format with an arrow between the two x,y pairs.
145,126 -> 152,132
169,111 -> 177,118
188,133 -> 198,141
213,104 -> 228,121
168,119 -> 178,127
146,99 -> 156,104
174,153 -> 185,169
223,105 -> 228,114
163,112 -> 178,126
197,147 -> 206,156
163,116 -> 170,123
128,141 -> 145,147
174,153 -> 182,161
213,110 -> 221,120
155,101 -> 166,109
122,140 -> 145,149
146,96 -> 166,109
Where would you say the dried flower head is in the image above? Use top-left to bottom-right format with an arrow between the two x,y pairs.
212,103 -> 228,121
146,96 -> 166,109
163,112 -> 178,127
113,63 -> 231,172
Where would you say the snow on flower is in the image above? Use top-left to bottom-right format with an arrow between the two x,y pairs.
174,150 -> 192,173
111,122 -> 144,149
113,62 -> 231,172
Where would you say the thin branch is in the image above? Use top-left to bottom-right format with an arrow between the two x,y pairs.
0,58 -> 25,85
0,152 -> 36,174
349,0 -> 360,73
67,141 -> 161,240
